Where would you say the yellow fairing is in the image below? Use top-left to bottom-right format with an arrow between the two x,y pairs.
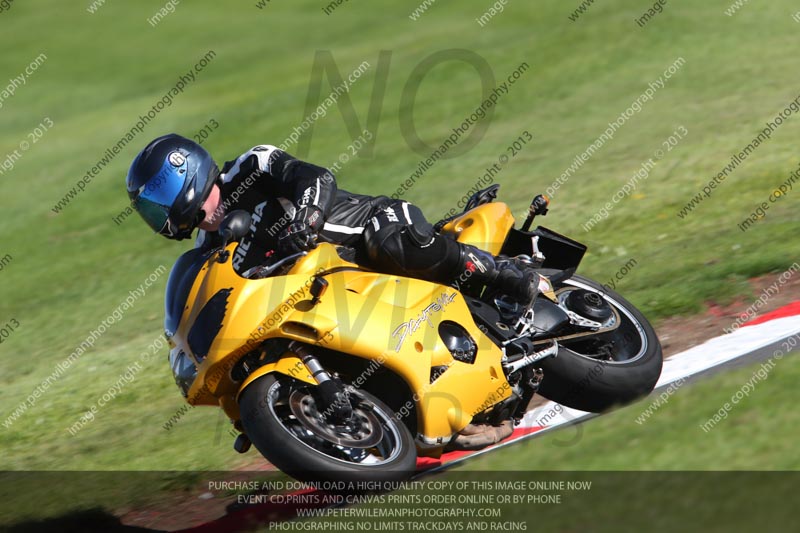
441,202 -> 515,255
173,203 -> 515,448
177,244 -> 352,407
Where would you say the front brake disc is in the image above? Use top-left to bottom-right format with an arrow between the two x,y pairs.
288,389 -> 383,448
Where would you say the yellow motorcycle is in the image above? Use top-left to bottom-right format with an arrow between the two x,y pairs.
165,186 -> 662,481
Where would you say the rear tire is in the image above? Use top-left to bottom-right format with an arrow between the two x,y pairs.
240,374 -> 417,483
535,274 -> 663,412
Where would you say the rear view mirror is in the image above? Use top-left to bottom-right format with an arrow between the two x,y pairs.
218,210 -> 251,242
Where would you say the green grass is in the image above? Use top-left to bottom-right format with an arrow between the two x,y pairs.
467,352 -> 800,471
2,354 -> 797,530
289,354 -> 800,533
0,0 -> 798,478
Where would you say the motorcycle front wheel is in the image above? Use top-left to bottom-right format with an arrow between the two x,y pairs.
240,374 -> 417,483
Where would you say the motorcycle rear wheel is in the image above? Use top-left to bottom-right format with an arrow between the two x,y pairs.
240,374 -> 417,483
534,274 -> 663,412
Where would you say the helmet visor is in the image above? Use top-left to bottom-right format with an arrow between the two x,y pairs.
133,154 -> 189,236
133,196 -> 171,235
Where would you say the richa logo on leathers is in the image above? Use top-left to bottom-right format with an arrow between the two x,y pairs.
391,292 -> 457,352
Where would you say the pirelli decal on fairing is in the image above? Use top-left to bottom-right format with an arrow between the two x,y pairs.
391,292 -> 457,352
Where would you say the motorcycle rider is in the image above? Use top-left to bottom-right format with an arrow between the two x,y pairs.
126,134 -> 540,305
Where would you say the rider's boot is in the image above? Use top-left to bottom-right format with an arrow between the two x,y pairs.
454,245 -> 540,307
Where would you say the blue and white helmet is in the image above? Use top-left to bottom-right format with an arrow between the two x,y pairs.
126,134 -> 219,240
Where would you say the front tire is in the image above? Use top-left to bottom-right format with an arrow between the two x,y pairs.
240,374 -> 417,483
535,274 -> 663,412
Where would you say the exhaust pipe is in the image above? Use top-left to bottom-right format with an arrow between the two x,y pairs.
448,420 -> 515,451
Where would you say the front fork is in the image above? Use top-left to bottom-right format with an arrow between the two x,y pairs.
232,341 -> 356,454
288,341 -> 354,423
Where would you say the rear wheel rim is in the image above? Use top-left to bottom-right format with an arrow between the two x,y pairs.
558,279 -> 649,365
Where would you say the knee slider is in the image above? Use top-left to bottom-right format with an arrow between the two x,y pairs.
405,223 -> 436,248
364,225 -> 406,268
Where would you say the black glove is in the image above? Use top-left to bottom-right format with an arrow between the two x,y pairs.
278,206 -> 323,254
